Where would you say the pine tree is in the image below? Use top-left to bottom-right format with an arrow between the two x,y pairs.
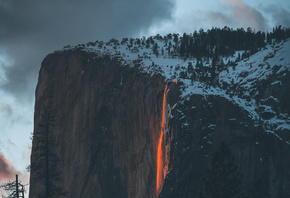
30,107 -> 66,198
1,175 -> 25,198
152,42 -> 159,57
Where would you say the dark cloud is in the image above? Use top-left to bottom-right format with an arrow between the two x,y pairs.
0,103 -> 13,116
264,5 -> 290,27
207,11 -> 234,27
0,0 -> 174,98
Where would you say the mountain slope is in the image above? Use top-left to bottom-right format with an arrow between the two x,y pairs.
30,34 -> 290,197
58,36 -> 290,142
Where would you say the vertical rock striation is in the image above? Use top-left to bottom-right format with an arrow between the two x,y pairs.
30,42 -> 290,198
30,49 -> 167,198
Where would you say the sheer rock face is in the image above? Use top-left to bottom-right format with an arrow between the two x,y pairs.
30,48 -> 290,198
30,49 -> 166,198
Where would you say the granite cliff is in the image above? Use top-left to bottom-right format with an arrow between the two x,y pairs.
30,35 -> 290,197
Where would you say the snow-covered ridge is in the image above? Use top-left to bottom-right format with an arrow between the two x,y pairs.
56,36 -> 290,142
55,35 -> 250,80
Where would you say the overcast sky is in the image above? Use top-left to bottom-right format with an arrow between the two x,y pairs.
0,0 -> 289,194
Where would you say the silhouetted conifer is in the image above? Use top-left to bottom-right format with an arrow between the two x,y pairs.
30,107 -> 66,198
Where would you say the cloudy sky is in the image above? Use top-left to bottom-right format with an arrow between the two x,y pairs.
0,0 -> 289,193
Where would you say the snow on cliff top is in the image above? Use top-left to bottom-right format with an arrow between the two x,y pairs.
57,37 -> 290,142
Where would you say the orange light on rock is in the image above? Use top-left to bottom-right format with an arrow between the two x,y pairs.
156,83 -> 168,197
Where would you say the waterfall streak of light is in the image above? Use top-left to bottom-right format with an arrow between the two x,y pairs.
156,83 -> 168,197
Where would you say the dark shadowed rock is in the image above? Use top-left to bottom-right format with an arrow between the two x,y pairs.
159,94 -> 290,198
30,49 -> 166,198
30,43 -> 290,198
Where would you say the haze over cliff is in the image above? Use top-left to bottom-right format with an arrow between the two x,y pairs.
30,28 -> 290,197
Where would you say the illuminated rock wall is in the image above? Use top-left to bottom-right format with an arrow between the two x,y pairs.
30,49 -> 171,198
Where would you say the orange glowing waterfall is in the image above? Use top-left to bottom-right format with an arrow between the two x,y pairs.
156,83 -> 168,197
